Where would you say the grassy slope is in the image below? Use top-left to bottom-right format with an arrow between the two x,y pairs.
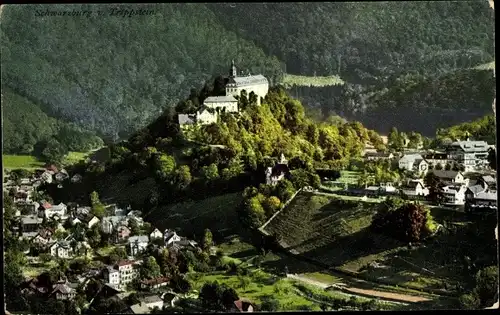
2,155 -> 45,169
264,191 -> 495,293
282,74 -> 345,88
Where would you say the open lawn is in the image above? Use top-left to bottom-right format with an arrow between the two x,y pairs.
146,192 -> 243,241
263,191 -> 497,295
61,151 -> 91,166
22,260 -> 58,278
3,155 -> 45,169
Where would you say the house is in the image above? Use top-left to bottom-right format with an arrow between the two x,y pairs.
230,298 -> 255,313
71,174 -> 83,183
150,228 -> 163,240
442,185 -> 467,205
423,152 -> 451,169
197,108 -> 218,125
164,230 -> 182,247
50,279 -> 76,300
178,114 -> 196,128
101,216 -> 128,234
73,213 -> 100,229
104,267 -> 121,289
466,191 -> 497,208
50,241 -> 74,259
55,170 -> 69,182
203,95 -> 238,113
379,182 -> 397,193
225,60 -> 269,106
14,191 -> 30,204
432,170 -> 466,185
40,171 -> 53,184
129,235 -> 149,256
130,295 -> 164,314
140,277 -> 170,290
32,228 -> 55,246
365,152 -> 394,161
265,154 -> 290,186
412,158 -> 429,175
46,165 -> 59,175
162,292 -> 180,308
401,180 -> 429,197
398,154 -> 424,171
478,175 -> 497,190
117,225 -> 132,241
41,203 -> 67,220
21,215 -> 43,233
115,259 -> 141,290
465,184 -> 488,201
445,140 -> 490,172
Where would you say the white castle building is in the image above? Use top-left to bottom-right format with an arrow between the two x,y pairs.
179,60 -> 269,128
225,60 -> 269,106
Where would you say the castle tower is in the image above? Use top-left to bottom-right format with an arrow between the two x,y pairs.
229,59 -> 237,78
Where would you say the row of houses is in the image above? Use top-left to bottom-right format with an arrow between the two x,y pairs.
365,139 -> 494,174
342,170 -> 497,209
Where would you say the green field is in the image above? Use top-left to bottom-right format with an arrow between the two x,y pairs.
61,151 -> 91,166
282,73 -> 345,88
146,192 -> 244,241
473,61 -> 495,70
262,191 -> 495,294
3,155 -> 45,169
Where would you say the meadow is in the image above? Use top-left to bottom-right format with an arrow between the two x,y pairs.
282,73 -> 345,88
3,155 -> 45,170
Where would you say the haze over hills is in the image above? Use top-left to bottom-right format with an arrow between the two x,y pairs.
0,2 -> 495,149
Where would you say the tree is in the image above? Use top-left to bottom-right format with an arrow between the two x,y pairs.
261,297 -> 280,311
128,218 -> 141,236
140,256 -> 161,280
459,293 -> 481,310
109,247 -> 127,265
424,172 -> 445,205
474,266 -> 499,307
41,138 -> 67,164
174,165 -> 192,189
371,202 -> 433,242
89,191 -> 106,219
262,196 -> 281,217
86,225 -> 101,248
202,228 -> 213,251
155,153 -> 176,180
201,163 -> 219,182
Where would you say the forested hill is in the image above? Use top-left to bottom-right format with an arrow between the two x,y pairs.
1,4 -> 282,139
207,2 -> 494,84
1,3 -> 495,144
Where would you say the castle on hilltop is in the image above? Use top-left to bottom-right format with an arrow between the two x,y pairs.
178,60 -> 269,128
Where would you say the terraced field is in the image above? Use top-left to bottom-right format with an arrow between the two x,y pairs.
263,191 -> 497,295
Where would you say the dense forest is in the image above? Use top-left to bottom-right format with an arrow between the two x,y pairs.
2,87 -> 103,160
1,4 -> 282,140
1,2 -> 495,145
208,2 -> 494,82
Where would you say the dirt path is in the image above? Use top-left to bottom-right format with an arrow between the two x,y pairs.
287,274 -> 431,304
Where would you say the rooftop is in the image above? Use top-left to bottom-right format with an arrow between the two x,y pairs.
129,235 -> 149,243
228,74 -> 268,87
204,95 -> 237,103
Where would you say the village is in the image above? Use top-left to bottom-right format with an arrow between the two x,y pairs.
3,164 -> 265,314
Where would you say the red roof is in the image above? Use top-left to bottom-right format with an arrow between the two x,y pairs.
46,165 -> 59,173
116,259 -> 135,267
42,202 -> 52,209
233,299 -> 254,312
140,276 -> 170,285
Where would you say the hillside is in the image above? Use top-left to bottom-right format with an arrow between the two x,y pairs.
1,3 -> 495,140
2,87 -> 103,158
264,192 -> 497,294
208,2 -> 494,83
1,4 -> 283,139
